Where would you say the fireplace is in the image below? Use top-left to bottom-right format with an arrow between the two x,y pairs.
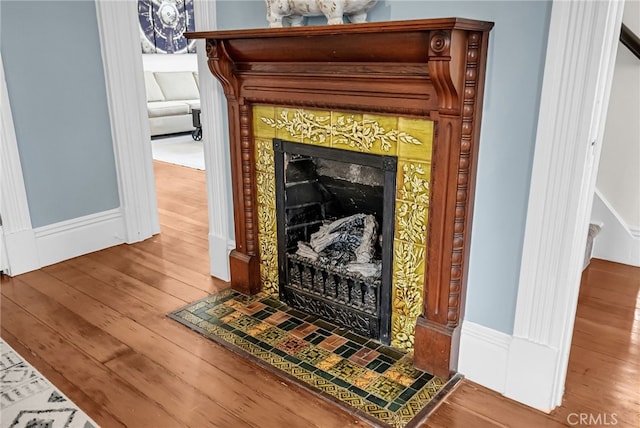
274,138 -> 397,343
255,107 -> 434,352
187,18 -> 493,377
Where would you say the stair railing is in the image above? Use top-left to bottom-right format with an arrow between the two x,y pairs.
620,23 -> 640,60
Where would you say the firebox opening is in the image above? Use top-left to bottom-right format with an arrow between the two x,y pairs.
274,139 -> 396,344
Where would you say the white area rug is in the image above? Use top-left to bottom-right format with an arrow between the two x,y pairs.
1,339 -> 99,428
151,133 -> 205,170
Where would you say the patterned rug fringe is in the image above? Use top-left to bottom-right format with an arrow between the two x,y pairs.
1,339 -> 99,428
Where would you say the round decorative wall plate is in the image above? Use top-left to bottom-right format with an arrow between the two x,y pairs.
138,0 -> 196,54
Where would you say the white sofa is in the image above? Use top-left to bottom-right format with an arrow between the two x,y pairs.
144,71 -> 200,136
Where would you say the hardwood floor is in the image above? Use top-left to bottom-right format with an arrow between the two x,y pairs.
2,160 -> 638,427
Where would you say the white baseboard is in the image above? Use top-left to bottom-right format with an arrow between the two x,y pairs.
33,208 -> 126,269
0,208 -> 129,276
2,228 -> 39,275
459,321 -> 561,412
209,234 -> 234,282
505,337 -> 559,413
458,321 -> 512,393
590,189 -> 640,267
0,226 -> 7,272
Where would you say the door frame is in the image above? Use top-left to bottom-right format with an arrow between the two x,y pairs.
94,0 -> 233,279
507,0 -> 624,410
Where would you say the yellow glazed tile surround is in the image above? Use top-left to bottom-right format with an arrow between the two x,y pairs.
253,106 -> 433,352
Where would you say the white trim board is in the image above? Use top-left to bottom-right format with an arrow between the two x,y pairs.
459,321 -> 559,412
34,209 -> 126,270
458,321 -> 511,394
0,226 -> 7,273
192,0 -> 234,281
591,189 -> 640,267
513,0 -> 624,412
2,209 -> 125,276
2,229 -> 38,276
95,0 -> 160,244
0,51 -> 37,276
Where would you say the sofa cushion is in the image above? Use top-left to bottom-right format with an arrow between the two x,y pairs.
154,71 -> 199,101
144,71 -> 165,102
147,101 -> 190,118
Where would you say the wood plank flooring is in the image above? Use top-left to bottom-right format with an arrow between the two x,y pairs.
2,159 -> 638,427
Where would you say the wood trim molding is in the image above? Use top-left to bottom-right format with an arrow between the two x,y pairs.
513,0 -> 624,410
415,30 -> 489,374
188,18 -> 493,377
192,0 -> 234,281
95,0 -> 159,243
0,53 -> 32,235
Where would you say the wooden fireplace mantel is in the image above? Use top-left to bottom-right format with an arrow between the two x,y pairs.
186,18 -> 493,378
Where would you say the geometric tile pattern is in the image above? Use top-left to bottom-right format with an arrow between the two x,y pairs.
169,289 -> 461,428
1,339 -> 99,428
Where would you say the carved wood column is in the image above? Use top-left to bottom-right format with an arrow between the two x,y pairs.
207,40 -> 261,294
414,29 -> 489,377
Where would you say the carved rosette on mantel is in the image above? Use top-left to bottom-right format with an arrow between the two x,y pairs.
186,18 -> 493,378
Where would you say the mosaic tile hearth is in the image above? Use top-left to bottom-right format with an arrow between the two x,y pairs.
169,289 -> 460,428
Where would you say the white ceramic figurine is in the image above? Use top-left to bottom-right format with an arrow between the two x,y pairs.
265,0 -> 378,27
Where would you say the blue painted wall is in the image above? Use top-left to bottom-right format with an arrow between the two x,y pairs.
215,0 -> 551,334
1,1 -> 119,228
0,0 -> 550,334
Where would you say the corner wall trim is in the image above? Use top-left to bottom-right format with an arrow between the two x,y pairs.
0,226 -> 7,272
95,0 -> 160,243
193,0 -> 233,281
209,234 -> 234,281
2,229 -> 39,276
458,321 -> 567,413
1,52 -> 37,277
505,337 -> 559,413
515,0 -> 624,411
458,321 -> 511,394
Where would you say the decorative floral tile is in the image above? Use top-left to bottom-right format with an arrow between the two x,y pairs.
255,106 -> 436,352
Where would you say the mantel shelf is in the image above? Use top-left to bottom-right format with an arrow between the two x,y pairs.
186,17 -> 493,40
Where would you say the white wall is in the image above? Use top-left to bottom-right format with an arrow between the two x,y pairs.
142,53 -> 198,72
592,1 -> 640,266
